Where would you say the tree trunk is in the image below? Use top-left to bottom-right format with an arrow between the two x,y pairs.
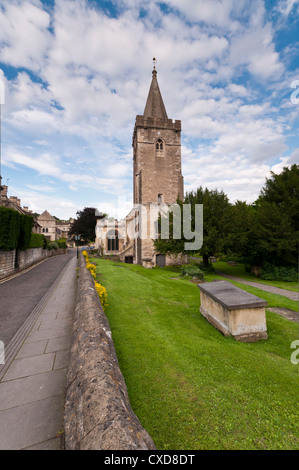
202,254 -> 209,266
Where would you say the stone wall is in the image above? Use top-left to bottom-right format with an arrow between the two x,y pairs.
0,250 -> 16,279
0,247 -> 67,280
17,247 -> 43,270
64,254 -> 156,450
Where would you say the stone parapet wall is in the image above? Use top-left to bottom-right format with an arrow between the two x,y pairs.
134,115 -> 181,131
64,253 -> 156,450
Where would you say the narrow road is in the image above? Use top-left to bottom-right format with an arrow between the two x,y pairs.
0,250 -> 76,348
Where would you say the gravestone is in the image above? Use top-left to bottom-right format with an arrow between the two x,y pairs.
198,281 -> 268,342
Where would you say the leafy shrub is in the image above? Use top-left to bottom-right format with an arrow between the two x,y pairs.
57,237 -> 67,248
260,262 -> 297,282
48,241 -> 59,250
194,261 -> 215,274
29,233 -> 44,248
41,235 -> 49,249
181,264 -> 205,281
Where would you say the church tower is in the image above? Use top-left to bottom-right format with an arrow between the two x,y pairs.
132,61 -> 184,266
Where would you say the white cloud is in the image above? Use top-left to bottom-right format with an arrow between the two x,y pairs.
26,184 -> 56,192
0,0 -> 51,71
13,187 -> 78,220
229,23 -> 284,81
0,0 -> 296,218
164,0 -> 244,29
277,0 -> 299,15
227,83 -> 249,97
3,149 -> 61,177
287,148 -> 299,165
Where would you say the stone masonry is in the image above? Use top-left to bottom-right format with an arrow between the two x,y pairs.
95,64 -> 185,268
132,66 -> 184,265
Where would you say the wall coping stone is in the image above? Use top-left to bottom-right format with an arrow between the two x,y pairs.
64,253 -> 156,450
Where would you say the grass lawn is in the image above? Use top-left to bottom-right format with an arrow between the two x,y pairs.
91,258 -> 299,450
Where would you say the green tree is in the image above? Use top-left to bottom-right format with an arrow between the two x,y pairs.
249,165 -> 299,267
69,207 -> 105,242
154,187 -> 231,265
257,163 -> 299,230
253,201 -> 297,266
185,187 -> 230,265
153,199 -> 185,255
236,164 -> 299,268
223,200 -> 254,261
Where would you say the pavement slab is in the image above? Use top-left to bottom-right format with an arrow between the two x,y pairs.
0,252 -> 77,450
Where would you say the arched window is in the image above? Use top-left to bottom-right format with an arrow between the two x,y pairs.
156,138 -> 163,152
106,229 -> 119,251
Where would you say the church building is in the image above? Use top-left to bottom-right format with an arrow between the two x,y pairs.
95,62 -> 187,268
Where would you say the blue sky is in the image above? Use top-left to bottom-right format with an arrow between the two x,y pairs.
0,0 -> 298,220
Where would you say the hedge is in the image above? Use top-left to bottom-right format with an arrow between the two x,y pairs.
18,213 -> 34,250
0,207 -> 20,250
29,232 -> 44,249
57,237 -> 67,248
0,207 -> 34,251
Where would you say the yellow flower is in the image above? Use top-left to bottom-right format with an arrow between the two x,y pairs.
83,256 -> 107,309
94,281 -> 108,310
86,261 -> 97,279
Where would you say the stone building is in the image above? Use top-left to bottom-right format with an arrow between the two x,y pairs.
56,219 -> 73,241
36,211 -> 73,244
95,63 -> 187,268
37,210 -> 56,241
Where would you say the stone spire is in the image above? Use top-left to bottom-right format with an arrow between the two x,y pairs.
143,58 -> 168,121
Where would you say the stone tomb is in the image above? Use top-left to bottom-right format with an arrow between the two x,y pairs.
198,281 -> 268,342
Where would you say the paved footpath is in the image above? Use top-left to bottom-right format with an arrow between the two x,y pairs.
0,251 -> 76,347
216,271 -> 298,301
0,253 -> 77,450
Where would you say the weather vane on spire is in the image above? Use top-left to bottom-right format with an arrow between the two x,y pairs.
152,56 -> 157,76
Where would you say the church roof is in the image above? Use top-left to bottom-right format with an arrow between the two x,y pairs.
143,67 -> 168,121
